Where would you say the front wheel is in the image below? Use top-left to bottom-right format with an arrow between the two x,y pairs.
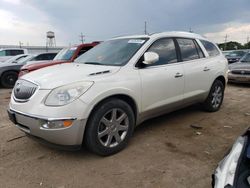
1,71 -> 18,88
84,98 -> 135,156
202,80 -> 225,112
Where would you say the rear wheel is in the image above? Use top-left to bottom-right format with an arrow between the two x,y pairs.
202,80 -> 225,112
84,98 -> 135,156
1,71 -> 18,88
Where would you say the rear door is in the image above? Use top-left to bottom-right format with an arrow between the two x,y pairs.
176,38 -> 210,103
139,38 -> 184,117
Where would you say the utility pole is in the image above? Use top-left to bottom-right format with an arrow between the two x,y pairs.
189,27 -> 193,33
224,34 -> 228,51
19,41 -> 23,48
79,32 -> 85,44
247,36 -> 249,44
144,21 -> 147,35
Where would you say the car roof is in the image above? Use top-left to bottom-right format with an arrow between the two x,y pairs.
113,31 -> 207,41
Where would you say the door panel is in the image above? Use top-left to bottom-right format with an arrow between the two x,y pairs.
140,64 -> 184,115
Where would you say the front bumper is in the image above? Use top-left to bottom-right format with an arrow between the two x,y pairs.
228,73 -> 250,83
7,108 -> 86,149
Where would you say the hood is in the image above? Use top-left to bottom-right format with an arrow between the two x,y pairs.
22,63 -> 121,89
22,60 -> 68,71
0,61 -> 20,68
229,62 -> 250,70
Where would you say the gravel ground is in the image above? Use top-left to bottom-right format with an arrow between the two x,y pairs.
0,84 -> 250,188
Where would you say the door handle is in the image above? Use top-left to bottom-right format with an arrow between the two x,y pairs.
203,67 -> 210,71
175,72 -> 183,78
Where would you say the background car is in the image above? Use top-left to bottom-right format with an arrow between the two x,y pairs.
213,128 -> 250,188
0,54 -> 32,88
228,52 -> 250,83
0,48 -> 28,63
25,52 -> 57,65
19,42 -> 100,77
225,50 -> 248,64
0,53 -> 57,88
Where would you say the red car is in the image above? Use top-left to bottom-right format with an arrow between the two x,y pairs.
19,42 -> 99,77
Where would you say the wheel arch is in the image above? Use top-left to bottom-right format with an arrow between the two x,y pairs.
83,94 -> 139,141
215,75 -> 226,88
87,94 -> 138,123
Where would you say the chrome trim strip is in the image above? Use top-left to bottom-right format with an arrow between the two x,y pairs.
9,107 -> 77,121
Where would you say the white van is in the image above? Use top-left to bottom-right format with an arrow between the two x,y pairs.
0,48 -> 28,62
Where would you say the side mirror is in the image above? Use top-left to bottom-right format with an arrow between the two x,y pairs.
143,52 -> 159,65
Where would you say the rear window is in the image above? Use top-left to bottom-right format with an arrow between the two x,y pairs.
200,40 -> 220,57
177,38 -> 200,61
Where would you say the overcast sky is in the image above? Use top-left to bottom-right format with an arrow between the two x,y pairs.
0,0 -> 250,46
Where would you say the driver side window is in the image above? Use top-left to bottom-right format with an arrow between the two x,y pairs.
146,38 -> 177,66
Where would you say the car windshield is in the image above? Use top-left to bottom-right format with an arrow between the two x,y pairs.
75,38 -> 148,66
4,56 -> 20,63
17,55 -> 35,64
240,53 -> 250,63
54,47 -> 76,61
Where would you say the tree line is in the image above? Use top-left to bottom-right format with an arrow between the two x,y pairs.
218,41 -> 250,51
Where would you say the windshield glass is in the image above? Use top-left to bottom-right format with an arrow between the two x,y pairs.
4,55 -> 19,63
17,55 -> 35,64
54,47 -> 76,61
240,53 -> 250,63
75,38 -> 148,66
227,51 -> 246,58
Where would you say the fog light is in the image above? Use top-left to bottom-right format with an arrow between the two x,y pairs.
41,120 -> 73,129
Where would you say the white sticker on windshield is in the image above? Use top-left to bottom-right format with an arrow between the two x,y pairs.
128,39 -> 145,44
70,47 -> 77,50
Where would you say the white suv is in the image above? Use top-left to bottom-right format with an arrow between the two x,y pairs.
8,32 -> 228,155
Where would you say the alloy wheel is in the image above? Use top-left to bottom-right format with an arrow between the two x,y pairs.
97,108 -> 129,148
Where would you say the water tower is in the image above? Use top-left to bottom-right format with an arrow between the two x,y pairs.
46,31 -> 56,47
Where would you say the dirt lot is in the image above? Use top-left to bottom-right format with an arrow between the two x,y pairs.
0,84 -> 250,188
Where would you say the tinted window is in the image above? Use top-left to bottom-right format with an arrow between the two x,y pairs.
177,38 -> 200,61
200,40 -> 220,57
77,47 -> 93,57
6,50 -> 24,56
34,53 -> 56,61
146,38 -> 177,66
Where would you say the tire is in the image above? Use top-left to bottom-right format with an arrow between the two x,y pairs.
84,98 -> 135,156
1,71 -> 18,88
202,79 -> 225,112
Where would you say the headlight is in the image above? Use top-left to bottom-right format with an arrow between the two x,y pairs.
45,81 -> 94,106
214,137 -> 245,188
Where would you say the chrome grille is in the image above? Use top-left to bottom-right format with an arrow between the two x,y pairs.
231,70 -> 250,75
13,80 -> 38,102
